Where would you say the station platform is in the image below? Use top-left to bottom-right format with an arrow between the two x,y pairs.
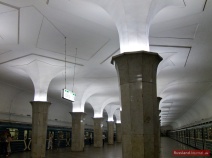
5,137 -> 212,158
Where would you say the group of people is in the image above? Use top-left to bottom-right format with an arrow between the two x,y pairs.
1,131 -> 106,156
0,131 -> 12,157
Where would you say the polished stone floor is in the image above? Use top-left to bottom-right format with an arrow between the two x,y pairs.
4,137 -> 212,158
160,137 -> 212,158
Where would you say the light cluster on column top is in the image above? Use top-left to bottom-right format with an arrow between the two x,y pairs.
72,107 -> 84,112
108,117 -> 114,122
119,107 -> 122,111
34,93 -> 47,102
72,101 -> 84,112
94,113 -> 102,118
120,39 -> 150,53
15,60 -> 63,102
105,105 -> 120,122
116,120 -> 121,123
94,0 -> 184,53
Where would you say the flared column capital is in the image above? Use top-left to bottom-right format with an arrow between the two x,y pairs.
30,101 -> 51,106
112,51 -> 162,62
93,117 -> 104,127
107,121 -> 115,123
30,101 -> 51,115
70,112 -> 86,118
111,51 -> 162,85
92,117 -> 104,121
157,97 -> 162,104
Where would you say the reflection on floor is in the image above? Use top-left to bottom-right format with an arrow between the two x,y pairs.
161,137 -> 212,158
4,137 -> 212,158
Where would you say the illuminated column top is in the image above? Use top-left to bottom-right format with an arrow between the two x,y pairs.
114,109 -> 121,123
72,101 -> 84,112
92,0 -> 184,52
105,105 -> 121,122
93,107 -> 104,118
16,60 -> 63,101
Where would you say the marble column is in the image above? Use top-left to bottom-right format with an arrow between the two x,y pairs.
116,123 -> 122,143
107,121 -> 114,145
30,101 -> 51,158
93,118 -> 104,147
155,97 -> 162,158
70,112 -> 86,151
111,51 -> 162,158
159,113 -> 161,149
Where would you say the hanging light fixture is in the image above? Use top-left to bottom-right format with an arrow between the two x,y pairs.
72,48 -> 77,92
61,37 -> 76,102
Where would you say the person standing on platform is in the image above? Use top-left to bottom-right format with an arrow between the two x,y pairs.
57,133 -> 61,149
6,134 -> 12,157
48,133 -> 53,150
89,134 -> 92,145
102,134 -> 105,147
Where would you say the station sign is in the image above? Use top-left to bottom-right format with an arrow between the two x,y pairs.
61,89 -> 76,102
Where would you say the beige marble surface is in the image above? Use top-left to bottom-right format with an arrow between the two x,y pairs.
70,112 -> 86,151
30,101 -> 51,158
112,51 -> 162,158
93,118 -> 104,147
116,123 -> 122,143
107,121 -> 114,145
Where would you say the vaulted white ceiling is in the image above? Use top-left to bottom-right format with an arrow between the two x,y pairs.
0,0 -> 212,129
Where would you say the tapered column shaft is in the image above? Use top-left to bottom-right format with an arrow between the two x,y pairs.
116,123 -> 122,143
70,112 -> 86,151
93,118 -> 104,147
155,97 -> 162,158
107,121 -> 114,145
30,101 -> 51,158
112,51 -> 162,158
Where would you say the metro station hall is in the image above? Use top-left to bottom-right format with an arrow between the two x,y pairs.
0,0 -> 212,158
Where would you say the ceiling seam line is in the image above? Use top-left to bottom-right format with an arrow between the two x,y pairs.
0,1 -> 21,44
150,36 -> 193,40
88,39 -> 110,60
203,0 -> 208,11
0,50 -> 12,56
36,47 -> 88,61
100,48 -> 120,64
17,8 -> 20,44
150,44 -> 191,49
0,54 -> 84,66
0,1 -> 20,9
184,47 -> 191,67
36,16 -> 44,47
0,10 -> 17,15
28,5 -> 65,38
